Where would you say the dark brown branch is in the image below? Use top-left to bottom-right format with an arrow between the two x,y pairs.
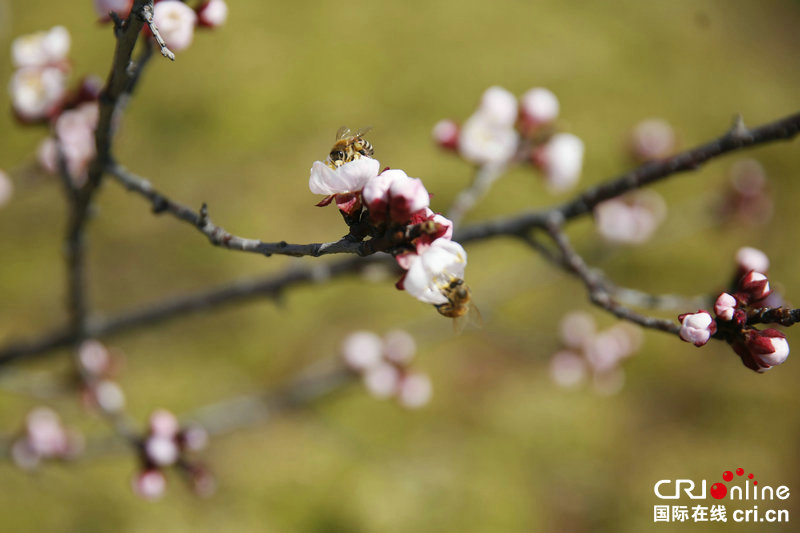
455,112 -> 800,244
108,164 -> 373,257
544,217 -> 681,335
0,256 -> 393,366
747,307 -> 800,327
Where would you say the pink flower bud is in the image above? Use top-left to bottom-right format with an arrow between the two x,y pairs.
397,372 -> 432,409
363,363 -> 401,399
153,0 -> 198,53
26,408 -> 68,457
678,311 -> 717,347
196,0 -> 228,28
432,119 -> 460,150
714,293 -> 738,321
629,118 -> 676,161
149,409 -> 179,438
78,339 -> 111,376
341,331 -> 384,371
94,380 -> 126,413
132,469 -> 167,501
594,191 -> 666,244
735,246 -> 769,276
559,311 -> 596,350
734,329 -> 790,372
93,0 -> 133,21
478,86 -> 518,128
520,87 -> 559,130
737,271 -> 771,303
549,350 -> 587,388
383,330 -> 416,366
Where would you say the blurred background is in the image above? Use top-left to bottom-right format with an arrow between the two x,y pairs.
1,0 -> 799,531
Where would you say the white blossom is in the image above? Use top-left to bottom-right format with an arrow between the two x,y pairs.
9,66 -> 67,121
594,191 -> 666,244
309,157 -> 379,195
12,26 -> 70,68
93,0 -> 133,19
457,112 -> 518,166
145,435 -> 180,467
477,86 -> 518,127
549,350 -> 587,388
538,133 -> 584,192
520,87 -> 559,125
397,373 -> 432,409
341,331 -> 384,371
630,118 -> 676,161
403,239 -> 467,305
198,0 -> 229,28
383,330 -> 416,365
132,470 -> 167,500
363,363 -> 401,399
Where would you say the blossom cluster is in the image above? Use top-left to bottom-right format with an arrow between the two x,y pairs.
678,247 -> 790,372
9,25 -> 71,123
341,330 -> 433,408
549,311 -> 643,395
132,409 -> 211,500
77,339 -> 127,413
433,86 -> 585,192
11,407 -> 84,470
309,139 -> 468,314
593,189 -> 667,245
94,0 -> 228,52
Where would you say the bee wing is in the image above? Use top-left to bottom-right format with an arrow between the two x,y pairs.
335,126 -> 352,140
452,302 -> 483,334
355,126 -> 373,138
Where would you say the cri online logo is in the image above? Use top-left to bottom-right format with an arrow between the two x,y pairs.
654,468 -> 790,501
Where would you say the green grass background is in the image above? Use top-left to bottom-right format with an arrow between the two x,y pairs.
1,1 -> 799,531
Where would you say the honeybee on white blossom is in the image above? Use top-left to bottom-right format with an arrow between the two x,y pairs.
435,277 -> 482,332
326,126 -> 374,169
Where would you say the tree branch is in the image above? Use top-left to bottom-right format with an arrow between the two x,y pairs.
544,217 -> 681,334
108,164 -> 371,257
454,112 -> 800,244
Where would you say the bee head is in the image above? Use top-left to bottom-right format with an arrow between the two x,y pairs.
330,149 -> 346,161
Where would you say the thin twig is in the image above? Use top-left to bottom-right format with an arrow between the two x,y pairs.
139,2 -> 175,61
0,256 -> 395,366
544,217 -> 681,334
446,163 -> 506,227
108,164 -> 372,257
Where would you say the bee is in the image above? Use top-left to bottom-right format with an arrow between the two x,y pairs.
435,278 -> 482,332
326,126 -> 374,169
